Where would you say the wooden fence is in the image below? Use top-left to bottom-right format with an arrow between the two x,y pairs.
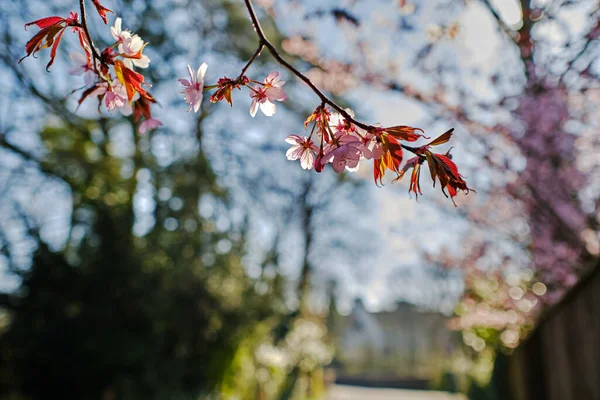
505,263 -> 600,400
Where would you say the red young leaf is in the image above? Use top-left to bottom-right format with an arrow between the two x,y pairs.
77,84 -> 102,108
424,150 -> 473,205
46,28 -> 66,71
433,153 -> 460,180
25,16 -> 64,30
19,25 -> 64,64
373,158 -> 385,186
91,0 -> 114,24
134,97 -> 154,122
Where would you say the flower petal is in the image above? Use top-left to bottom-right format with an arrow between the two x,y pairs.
300,149 -> 315,170
260,101 -> 276,116
250,99 -> 259,117
187,64 -> 195,83
197,62 -> 208,81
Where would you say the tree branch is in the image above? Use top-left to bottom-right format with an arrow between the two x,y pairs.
479,0 -> 518,42
79,0 -> 102,71
241,0 -> 434,157
242,0 -> 373,131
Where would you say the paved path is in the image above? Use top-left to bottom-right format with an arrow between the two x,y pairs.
327,385 -> 466,400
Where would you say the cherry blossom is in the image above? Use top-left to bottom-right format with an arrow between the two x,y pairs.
322,133 -> 364,173
139,118 -> 163,134
329,109 -> 355,135
119,33 -> 150,69
285,134 -> 318,170
68,52 -> 95,86
110,17 -> 130,42
249,72 -> 287,117
19,2 -> 471,204
358,131 -> 383,160
105,88 -> 126,112
179,63 -> 207,113
110,18 -> 149,69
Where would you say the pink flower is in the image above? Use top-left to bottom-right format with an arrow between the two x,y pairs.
139,118 -> 162,134
249,71 -> 287,117
359,131 -> 384,160
322,134 -> 363,173
105,83 -> 138,116
285,134 -> 318,170
68,52 -> 95,86
105,90 -> 126,112
179,63 -> 207,113
329,109 -> 355,135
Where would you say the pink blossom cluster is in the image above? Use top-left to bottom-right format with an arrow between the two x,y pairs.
283,107 -> 382,172
20,7 -> 161,134
178,66 -> 472,203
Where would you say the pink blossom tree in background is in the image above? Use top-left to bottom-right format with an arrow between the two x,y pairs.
258,0 -> 600,376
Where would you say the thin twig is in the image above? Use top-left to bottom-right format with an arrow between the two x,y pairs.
240,0 -> 450,156
243,0 -> 373,132
238,44 -> 264,80
78,0 -> 102,72
480,0 -> 518,42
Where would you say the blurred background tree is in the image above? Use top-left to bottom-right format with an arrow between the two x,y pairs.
0,121 -> 278,399
0,0 -> 371,398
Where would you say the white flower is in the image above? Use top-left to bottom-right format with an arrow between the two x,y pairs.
119,34 -> 150,69
111,18 -> 131,42
111,18 -> 150,69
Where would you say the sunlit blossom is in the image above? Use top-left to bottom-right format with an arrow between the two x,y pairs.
322,134 -> 363,172
249,72 -> 287,117
68,52 -> 95,86
285,134 -> 318,170
179,63 -> 207,113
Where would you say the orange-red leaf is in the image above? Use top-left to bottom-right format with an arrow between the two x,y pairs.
114,60 -> 153,102
381,135 -> 404,173
385,125 -> 427,142
425,151 -> 437,185
304,112 -> 317,128
410,162 -> 423,197
427,128 -> 454,146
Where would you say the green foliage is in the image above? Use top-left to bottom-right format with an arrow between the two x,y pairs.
0,121 -> 277,399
